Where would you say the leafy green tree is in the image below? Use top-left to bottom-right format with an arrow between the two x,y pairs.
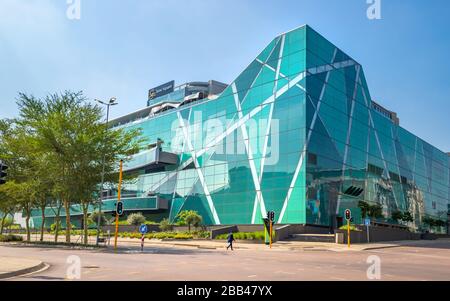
401,211 -> 413,223
391,210 -> 403,222
183,211 -> 203,232
358,201 -> 370,219
13,91 -> 143,244
0,183 -> 19,235
49,200 -> 64,243
368,204 -> 384,220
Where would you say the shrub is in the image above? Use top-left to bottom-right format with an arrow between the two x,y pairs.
144,220 -> 157,225
192,230 -> 210,239
88,211 -> 107,226
127,213 -> 146,227
174,233 -> 193,239
50,222 -> 76,232
159,218 -> 173,232
0,234 -> 23,242
339,224 -> 360,231
214,231 -> 269,240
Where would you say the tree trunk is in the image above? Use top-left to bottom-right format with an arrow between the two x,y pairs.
54,204 -> 62,243
0,212 -> 7,235
54,215 -> 60,243
40,206 -> 46,242
64,200 -> 71,243
82,203 -> 89,245
25,215 -> 31,242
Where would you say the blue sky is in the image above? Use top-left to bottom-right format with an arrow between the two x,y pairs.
1,0 -> 449,151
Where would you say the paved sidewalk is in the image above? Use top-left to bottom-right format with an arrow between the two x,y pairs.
0,257 -> 47,279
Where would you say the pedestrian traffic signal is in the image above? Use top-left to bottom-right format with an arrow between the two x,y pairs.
116,201 -> 124,216
0,161 -> 8,185
345,209 -> 351,221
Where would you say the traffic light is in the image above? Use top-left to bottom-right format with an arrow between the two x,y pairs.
116,201 -> 124,216
345,209 -> 351,221
267,211 -> 275,222
0,161 -> 8,185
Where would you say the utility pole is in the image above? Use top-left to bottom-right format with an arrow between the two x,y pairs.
114,160 -> 124,251
95,97 -> 118,246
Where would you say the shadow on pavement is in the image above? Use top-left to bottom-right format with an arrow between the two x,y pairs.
100,246 -> 219,256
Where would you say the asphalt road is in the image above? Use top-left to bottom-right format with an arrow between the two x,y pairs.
1,240 -> 450,281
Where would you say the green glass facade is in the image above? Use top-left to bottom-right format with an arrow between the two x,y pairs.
30,25 -> 450,231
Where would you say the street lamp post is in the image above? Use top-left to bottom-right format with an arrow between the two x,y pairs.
95,97 -> 118,246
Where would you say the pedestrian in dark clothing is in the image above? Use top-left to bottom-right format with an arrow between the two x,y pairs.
226,232 -> 235,251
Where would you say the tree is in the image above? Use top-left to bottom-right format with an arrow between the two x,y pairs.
127,213 -> 146,230
401,211 -> 413,223
14,91 -> 143,244
368,204 -> 384,219
0,182 -> 18,235
391,210 -> 403,222
179,210 -> 203,232
358,201 -> 370,219
15,182 -> 36,242
49,200 -> 63,243
423,216 -> 446,231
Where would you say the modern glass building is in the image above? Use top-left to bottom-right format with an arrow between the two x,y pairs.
30,25 -> 450,232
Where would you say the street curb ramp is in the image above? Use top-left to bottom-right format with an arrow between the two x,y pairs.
0,261 -> 48,280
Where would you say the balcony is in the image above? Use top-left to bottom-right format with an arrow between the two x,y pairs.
123,147 -> 178,173
100,196 -> 169,212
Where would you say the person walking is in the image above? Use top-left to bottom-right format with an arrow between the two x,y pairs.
226,232 -> 235,251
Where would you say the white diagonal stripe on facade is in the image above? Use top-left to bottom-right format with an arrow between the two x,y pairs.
252,35 -> 285,223
150,70 -> 306,199
359,78 -> 398,207
335,65 -> 361,214
177,111 -> 221,224
232,83 -> 267,222
195,71 -> 306,161
278,48 -> 338,223
240,37 -> 281,107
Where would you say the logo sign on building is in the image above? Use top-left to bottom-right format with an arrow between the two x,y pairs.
148,80 -> 175,100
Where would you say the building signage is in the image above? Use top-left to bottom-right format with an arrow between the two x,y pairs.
148,80 -> 175,100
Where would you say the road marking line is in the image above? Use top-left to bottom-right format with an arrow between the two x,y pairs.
330,277 -> 347,280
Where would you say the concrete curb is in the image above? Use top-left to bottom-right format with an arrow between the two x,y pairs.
359,245 -> 403,251
0,261 -> 48,280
